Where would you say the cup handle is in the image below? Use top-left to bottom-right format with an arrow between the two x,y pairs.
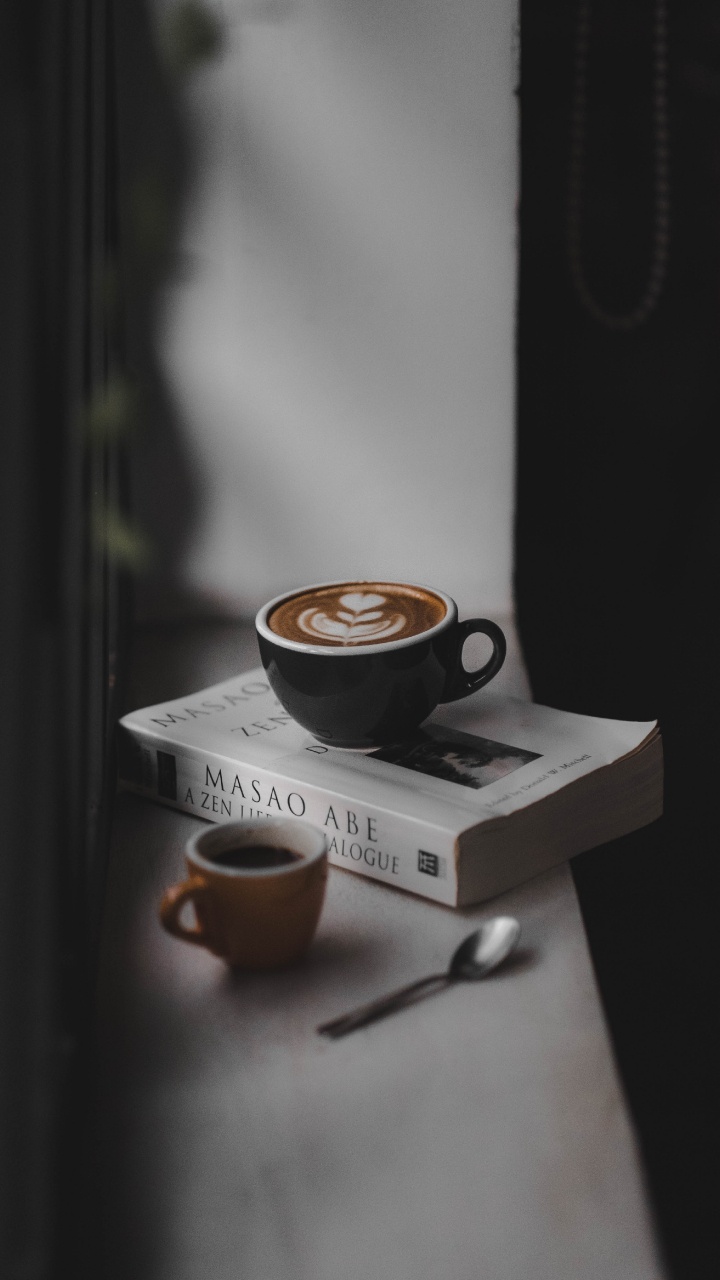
159,877 -> 211,947
441,618 -> 507,703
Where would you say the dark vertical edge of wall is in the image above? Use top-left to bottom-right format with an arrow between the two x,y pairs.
515,4 -> 719,1278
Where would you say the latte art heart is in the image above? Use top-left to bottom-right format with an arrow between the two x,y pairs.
267,582 -> 448,647
338,592 -> 387,614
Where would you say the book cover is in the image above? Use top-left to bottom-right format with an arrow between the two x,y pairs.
118,669 -> 661,907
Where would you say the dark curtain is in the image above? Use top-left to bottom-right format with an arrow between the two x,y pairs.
1,0 -> 200,1272
516,3 -> 718,1277
0,2 -> 144,1275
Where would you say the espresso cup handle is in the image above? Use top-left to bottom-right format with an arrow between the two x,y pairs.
159,877 -> 211,947
441,618 -> 507,703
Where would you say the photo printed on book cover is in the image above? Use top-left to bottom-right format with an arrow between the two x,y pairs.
372,725 -> 541,790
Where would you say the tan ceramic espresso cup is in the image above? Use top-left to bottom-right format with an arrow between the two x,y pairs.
159,818 -> 328,969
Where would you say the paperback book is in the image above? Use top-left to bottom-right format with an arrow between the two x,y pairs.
117,669 -> 663,907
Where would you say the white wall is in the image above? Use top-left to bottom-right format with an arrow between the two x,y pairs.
158,0 -> 518,618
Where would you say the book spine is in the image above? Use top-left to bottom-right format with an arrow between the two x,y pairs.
117,722 -> 460,906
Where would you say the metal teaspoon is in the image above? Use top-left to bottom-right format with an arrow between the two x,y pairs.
317,916 -> 521,1039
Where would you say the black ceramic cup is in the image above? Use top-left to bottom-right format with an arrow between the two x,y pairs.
255,581 -> 506,750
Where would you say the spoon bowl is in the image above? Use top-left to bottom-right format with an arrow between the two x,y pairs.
450,917 -> 521,980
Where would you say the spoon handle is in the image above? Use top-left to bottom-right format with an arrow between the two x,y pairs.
318,973 -> 450,1039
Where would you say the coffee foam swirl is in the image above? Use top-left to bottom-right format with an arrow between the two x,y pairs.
268,584 -> 447,647
298,593 -> 406,643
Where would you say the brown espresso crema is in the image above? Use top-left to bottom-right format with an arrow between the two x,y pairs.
268,583 -> 447,647
210,846 -> 301,870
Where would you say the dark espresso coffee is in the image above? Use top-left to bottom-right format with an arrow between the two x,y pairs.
212,846 -> 301,870
268,582 -> 447,647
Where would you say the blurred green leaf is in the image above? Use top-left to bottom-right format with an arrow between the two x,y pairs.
159,1 -> 225,79
130,171 -> 172,259
84,375 -> 137,442
92,503 -> 153,573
